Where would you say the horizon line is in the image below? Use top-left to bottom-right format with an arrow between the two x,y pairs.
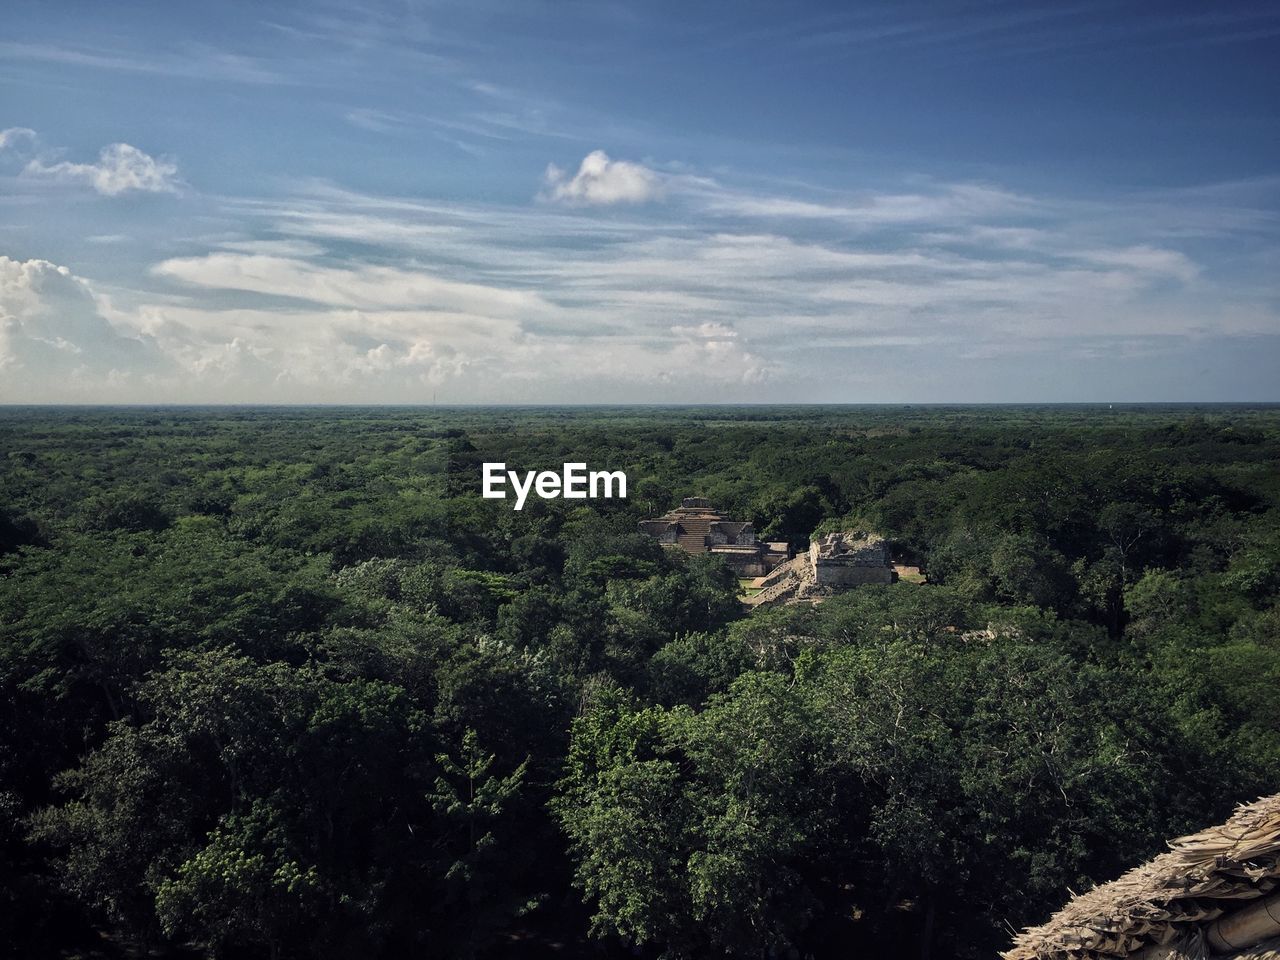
2,401 -> 1279,410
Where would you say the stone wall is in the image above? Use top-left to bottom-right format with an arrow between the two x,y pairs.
637,519 -> 677,543
706,523 -> 756,547
809,531 -> 893,587
710,546 -> 768,577
748,531 -> 894,609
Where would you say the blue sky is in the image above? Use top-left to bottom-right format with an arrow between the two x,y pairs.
1,0 -> 1278,402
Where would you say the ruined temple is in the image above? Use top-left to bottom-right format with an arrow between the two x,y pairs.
747,529 -> 895,608
809,530 -> 895,587
638,497 -> 791,576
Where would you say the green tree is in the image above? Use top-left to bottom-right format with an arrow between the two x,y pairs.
428,728 -> 533,959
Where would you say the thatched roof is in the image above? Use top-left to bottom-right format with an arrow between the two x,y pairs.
1005,795 -> 1280,960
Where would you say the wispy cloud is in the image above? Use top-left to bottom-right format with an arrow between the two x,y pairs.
3,139 -> 1277,401
340,108 -> 495,157
0,41 -> 288,84
152,253 -> 549,314
699,182 -> 1037,225
0,127 -> 37,151
343,108 -> 407,134
23,142 -> 180,196
769,2 -> 1280,63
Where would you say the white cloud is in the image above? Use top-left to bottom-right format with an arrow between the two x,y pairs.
0,127 -> 36,151
133,246 -> 774,396
151,253 -> 548,315
672,321 -> 738,340
24,142 -> 179,196
5,159 -> 1277,402
235,180 -> 1275,350
541,150 -> 664,206
1074,245 -> 1199,284
0,256 -> 169,400
701,182 -> 1037,225
215,238 -> 328,257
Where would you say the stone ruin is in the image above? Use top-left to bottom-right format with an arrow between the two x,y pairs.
637,498 -> 791,577
637,498 -> 897,606
808,530 -> 895,587
747,529 -> 894,608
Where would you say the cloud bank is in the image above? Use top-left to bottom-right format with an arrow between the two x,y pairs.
1,149 -> 1278,403
0,257 -> 169,400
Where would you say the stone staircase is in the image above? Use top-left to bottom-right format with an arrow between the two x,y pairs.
676,516 -> 714,553
743,555 -> 811,608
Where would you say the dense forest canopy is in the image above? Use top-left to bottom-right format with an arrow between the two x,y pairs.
2,404 -> 1278,959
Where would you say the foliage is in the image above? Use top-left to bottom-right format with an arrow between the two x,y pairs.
1,404 -> 1278,959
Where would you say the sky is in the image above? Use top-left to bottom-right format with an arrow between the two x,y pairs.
1,0 -> 1278,403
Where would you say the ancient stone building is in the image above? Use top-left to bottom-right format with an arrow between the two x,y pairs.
747,529 -> 895,608
808,530 -> 895,587
638,497 -> 791,576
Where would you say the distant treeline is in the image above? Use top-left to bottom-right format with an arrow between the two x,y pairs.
1,405 -> 1277,959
